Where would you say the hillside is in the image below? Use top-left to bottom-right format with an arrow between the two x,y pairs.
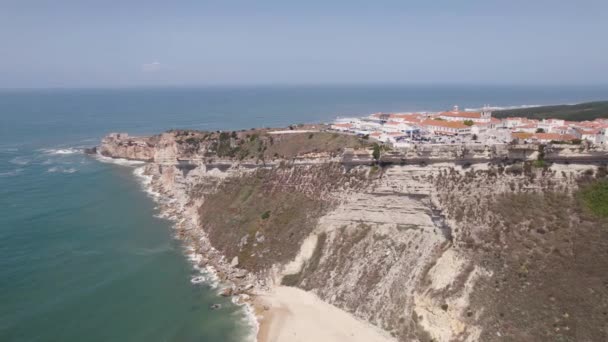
493,101 -> 608,121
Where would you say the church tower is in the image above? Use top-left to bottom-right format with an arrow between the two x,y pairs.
481,105 -> 492,121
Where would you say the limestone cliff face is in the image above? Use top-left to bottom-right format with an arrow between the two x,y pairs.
96,130 -> 608,342
98,133 -> 156,161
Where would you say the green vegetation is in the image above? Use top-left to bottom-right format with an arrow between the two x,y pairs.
494,101 -> 608,121
198,164 -> 368,271
463,119 -> 474,126
436,169 -> 608,342
535,128 -> 545,133
580,180 -> 608,218
532,160 -> 547,168
176,129 -> 371,161
372,143 -> 381,160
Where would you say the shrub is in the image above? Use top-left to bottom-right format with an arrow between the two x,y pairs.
261,211 -> 271,220
532,160 -> 547,168
372,143 -> 381,160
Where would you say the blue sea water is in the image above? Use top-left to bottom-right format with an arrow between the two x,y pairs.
0,85 -> 607,342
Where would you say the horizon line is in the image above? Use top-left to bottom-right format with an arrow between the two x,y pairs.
2,82 -> 608,92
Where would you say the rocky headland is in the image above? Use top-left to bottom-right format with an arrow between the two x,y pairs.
93,128 -> 608,342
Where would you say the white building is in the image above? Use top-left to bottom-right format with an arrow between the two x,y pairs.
421,119 -> 471,135
439,105 -> 492,123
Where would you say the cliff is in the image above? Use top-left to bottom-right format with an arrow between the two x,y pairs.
95,129 -> 608,341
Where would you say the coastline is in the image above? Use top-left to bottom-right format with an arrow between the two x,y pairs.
131,161 -> 396,342
98,155 -> 395,342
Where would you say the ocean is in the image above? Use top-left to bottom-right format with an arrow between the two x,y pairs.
1,85 -> 607,342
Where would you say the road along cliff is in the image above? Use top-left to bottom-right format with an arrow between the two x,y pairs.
94,129 -> 608,342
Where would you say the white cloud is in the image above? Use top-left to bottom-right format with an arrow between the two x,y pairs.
141,61 -> 162,72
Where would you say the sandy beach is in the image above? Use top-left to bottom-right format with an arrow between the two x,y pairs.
255,286 -> 395,342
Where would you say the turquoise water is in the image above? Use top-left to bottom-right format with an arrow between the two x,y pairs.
1,85 -> 607,341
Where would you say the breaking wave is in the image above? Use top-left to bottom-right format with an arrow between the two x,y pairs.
47,167 -> 78,174
40,147 -> 82,155
9,156 -> 31,165
95,154 -> 146,166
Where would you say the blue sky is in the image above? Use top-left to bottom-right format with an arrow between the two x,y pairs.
1,0 -> 607,88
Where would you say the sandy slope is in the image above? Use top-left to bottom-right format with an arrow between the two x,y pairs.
255,286 -> 395,342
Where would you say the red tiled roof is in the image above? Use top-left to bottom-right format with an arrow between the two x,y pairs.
513,132 -> 533,139
533,133 -> 577,141
579,129 -> 600,135
421,119 -> 469,129
440,111 -> 482,119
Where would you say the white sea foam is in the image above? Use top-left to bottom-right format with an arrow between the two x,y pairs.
130,163 -> 259,340
41,147 -> 82,155
238,300 -> 260,342
132,166 -> 163,200
9,156 -> 30,165
190,275 -> 207,284
0,168 -> 24,177
95,153 -> 146,166
47,167 -> 78,174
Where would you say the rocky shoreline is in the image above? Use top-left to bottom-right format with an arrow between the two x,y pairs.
131,163 -> 264,337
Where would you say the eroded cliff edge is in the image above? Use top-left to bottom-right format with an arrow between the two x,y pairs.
95,129 -> 608,341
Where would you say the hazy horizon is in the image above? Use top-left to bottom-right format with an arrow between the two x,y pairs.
2,1 -> 607,88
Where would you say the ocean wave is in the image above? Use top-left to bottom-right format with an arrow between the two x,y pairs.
130,163 -> 258,339
95,154 -> 146,166
47,167 -> 78,174
40,147 -> 82,155
0,168 -> 24,177
237,299 -> 260,342
133,166 -> 163,200
9,156 -> 31,165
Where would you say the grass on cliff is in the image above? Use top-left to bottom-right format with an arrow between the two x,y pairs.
435,168 -> 608,342
197,164 -> 368,272
173,129 -> 371,161
579,179 -> 608,218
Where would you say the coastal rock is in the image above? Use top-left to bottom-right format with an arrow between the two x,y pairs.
230,256 -> 239,268
220,287 -> 234,297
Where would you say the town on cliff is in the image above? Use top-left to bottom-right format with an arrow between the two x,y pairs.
330,105 -> 608,147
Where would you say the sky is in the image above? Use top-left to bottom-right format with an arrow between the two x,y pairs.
1,0 -> 607,88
